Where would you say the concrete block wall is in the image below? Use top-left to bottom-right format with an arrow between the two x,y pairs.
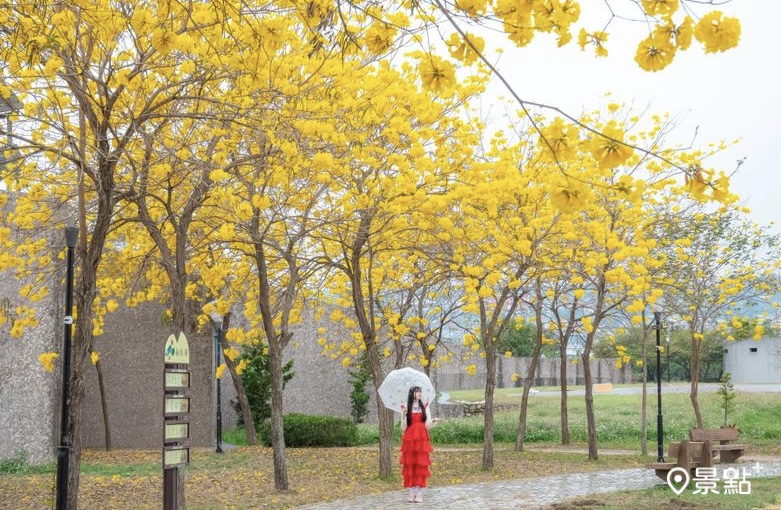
433,346 -> 633,392
80,302 -> 216,449
0,262 -> 60,464
0,305 -> 59,464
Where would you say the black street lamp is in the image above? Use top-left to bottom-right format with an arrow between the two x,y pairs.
654,311 -> 665,462
56,226 -> 78,510
666,331 -> 671,383
208,310 -> 223,454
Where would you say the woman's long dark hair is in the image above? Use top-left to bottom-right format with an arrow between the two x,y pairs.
405,386 -> 427,427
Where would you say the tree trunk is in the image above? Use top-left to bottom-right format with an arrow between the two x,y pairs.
66,349 -> 86,510
482,349 -> 496,471
496,355 -> 504,389
559,343 -> 570,445
218,317 -> 256,446
640,348 -> 648,456
377,405 -> 394,479
252,237 -> 290,487
689,332 -> 703,427
269,339 -> 289,490
516,337 -> 542,451
345,211 -> 392,479
366,340 -> 393,479
222,345 -> 256,446
582,347 -> 598,460
93,356 -> 112,451
66,284 -> 98,509
67,194 -> 111,509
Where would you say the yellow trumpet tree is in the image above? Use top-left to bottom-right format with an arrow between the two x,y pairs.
425,119 -> 564,470
653,204 -> 781,427
312,57 -> 486,478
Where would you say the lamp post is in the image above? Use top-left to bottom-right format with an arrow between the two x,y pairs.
56,226 -> 78,510
666,331 -> 671,383
654,311 -> 665,462
208,311 -> 223,454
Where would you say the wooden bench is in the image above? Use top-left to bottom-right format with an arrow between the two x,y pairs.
647,439 -> 713,481
689,427 -> 749,463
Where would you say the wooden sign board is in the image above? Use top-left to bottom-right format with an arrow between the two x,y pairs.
164,396 -> 190,415
163,332 -> 191,509
165,422 -> 190,442
164,447 -> 190,468
164,332 -> 190,364
165,370 -> 190,390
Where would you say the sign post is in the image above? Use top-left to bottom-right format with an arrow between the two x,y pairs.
163,332 -> 191,510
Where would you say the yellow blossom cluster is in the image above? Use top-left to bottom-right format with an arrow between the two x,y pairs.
634,6 -> 739,71
39,352 -> 59,373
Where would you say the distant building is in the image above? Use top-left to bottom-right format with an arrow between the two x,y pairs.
723,337 -> 781,384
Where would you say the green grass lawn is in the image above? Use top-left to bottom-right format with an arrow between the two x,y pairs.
436,384 -> 781,450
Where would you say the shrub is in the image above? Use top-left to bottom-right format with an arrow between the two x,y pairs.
348,354 -> 371,424
258,413 -> 358,447
234,342 -> 294,428
356,423 -> 386,445
0,451 -> 29,474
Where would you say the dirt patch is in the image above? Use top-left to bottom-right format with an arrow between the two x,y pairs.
548,498 -> 602,508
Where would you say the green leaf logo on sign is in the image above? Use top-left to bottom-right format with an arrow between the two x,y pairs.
164,332 -> 190,364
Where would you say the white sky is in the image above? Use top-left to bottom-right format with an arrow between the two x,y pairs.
477,1 -> 780,233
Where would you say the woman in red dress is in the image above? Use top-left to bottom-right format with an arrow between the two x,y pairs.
400,386 -> 441,503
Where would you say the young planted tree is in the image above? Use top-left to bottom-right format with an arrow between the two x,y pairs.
215,116 -> 332,489
539,270 -> 584,446
515,277 -> 547,453
434,129 -> 555,469
716,371 -> 736,427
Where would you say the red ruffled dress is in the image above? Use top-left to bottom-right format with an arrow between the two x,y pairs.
400,410 -> 433,488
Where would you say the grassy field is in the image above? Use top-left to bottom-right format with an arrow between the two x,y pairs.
438,384 -> 781,450
2,384 -> 781,509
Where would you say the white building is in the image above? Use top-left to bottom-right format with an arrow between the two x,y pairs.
723,337 -> 781,384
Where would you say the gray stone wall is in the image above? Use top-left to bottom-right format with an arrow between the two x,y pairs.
0,254 -> 60,464
282,308 -> 365,421
81,302 -> 215,449
0,304 -> 59,464
432,347 -> 633,392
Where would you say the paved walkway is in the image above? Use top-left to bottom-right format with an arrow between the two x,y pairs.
298,458 -> 781,509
